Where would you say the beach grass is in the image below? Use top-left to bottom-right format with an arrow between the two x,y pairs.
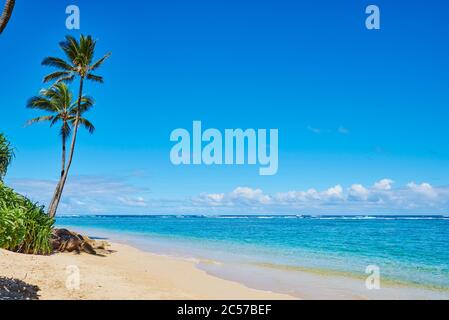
0,133 -> 14,181
0,182 -> 54,255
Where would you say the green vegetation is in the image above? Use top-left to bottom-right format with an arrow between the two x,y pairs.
0,133 -> 13,181
0,183 -> 54,254
0,134 -> 54,255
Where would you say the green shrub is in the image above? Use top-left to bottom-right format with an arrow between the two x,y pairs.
0,182 -> 54,255
0,133 -> 14,181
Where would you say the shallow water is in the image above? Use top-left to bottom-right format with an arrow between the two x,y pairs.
56,215 -> 449,293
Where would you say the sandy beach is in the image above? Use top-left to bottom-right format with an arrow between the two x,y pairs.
2,240 -> 449,300
0,243 -> 293,300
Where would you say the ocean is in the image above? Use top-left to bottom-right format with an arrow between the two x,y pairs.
56,215 -> 449,297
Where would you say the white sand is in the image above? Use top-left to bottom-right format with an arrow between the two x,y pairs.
0,243 -> 293,300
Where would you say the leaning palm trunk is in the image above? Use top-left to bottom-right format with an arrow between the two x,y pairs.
0,0 -> 16,34
48,78 -> 84,218
61,134 -> 66,178
47,132 -> 67,217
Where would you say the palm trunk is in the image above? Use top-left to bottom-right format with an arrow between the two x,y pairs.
48,77 -> 84,218
0,0 -> 16,34
47,135 -> 67,216
61,135 -> 66,178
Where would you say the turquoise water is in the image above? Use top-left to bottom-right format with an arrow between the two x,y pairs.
57,215 -> 449,291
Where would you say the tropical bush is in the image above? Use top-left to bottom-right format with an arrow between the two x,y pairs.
0,134 -> 53,255
0,133 -> 14,181
0,182 -> 54,254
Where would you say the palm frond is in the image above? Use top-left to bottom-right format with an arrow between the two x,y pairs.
59,35 -> 80,64
43,71 -> 71,83
86,73 -> 104,83
76,96 -> 95,114
52,82 -> 72,107
78,118 -> 95,134
25,115 -> 55,126
26,97 -> 55,112
90,52 -> 111,71
41,57 -> 74,71
44,35 -> 110,85
79,35 -> 96,65
56,74 -> 75,84
49,115 -> 61,127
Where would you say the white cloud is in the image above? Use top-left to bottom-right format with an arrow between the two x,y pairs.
374,179 -> 394,190
118,196 -> 149,207
8,176 -> 449,215
274,188 -> 320,203
194,180 -> 449,214
230,187 -> 272,205
9,175 -> 152,214
194,187 -> 272,207
348,184 -> 369,201
323,184 -> 344,200
195,193 -> 227,207
407,182 -> 438,198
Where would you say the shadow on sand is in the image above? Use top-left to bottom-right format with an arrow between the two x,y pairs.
0,277 -> 40,300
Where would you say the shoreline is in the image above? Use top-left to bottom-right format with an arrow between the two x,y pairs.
0,242 -> 294,300
2,239 -> 449,300
48,225 -> 449,300
60,225 -> 449,298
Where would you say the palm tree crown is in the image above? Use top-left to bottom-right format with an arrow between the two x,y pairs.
26,83 -> 95,140
42,35 -> 111,84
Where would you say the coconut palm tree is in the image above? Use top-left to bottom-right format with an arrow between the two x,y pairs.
26,83 -> 95,182
0,0 -> 15,35
42,35 -> 110,217
0,133 -> 14,181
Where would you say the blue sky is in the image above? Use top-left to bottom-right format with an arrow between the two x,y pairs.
1,0 -> 448,214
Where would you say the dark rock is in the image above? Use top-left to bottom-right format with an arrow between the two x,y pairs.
50,228 -> 102,255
